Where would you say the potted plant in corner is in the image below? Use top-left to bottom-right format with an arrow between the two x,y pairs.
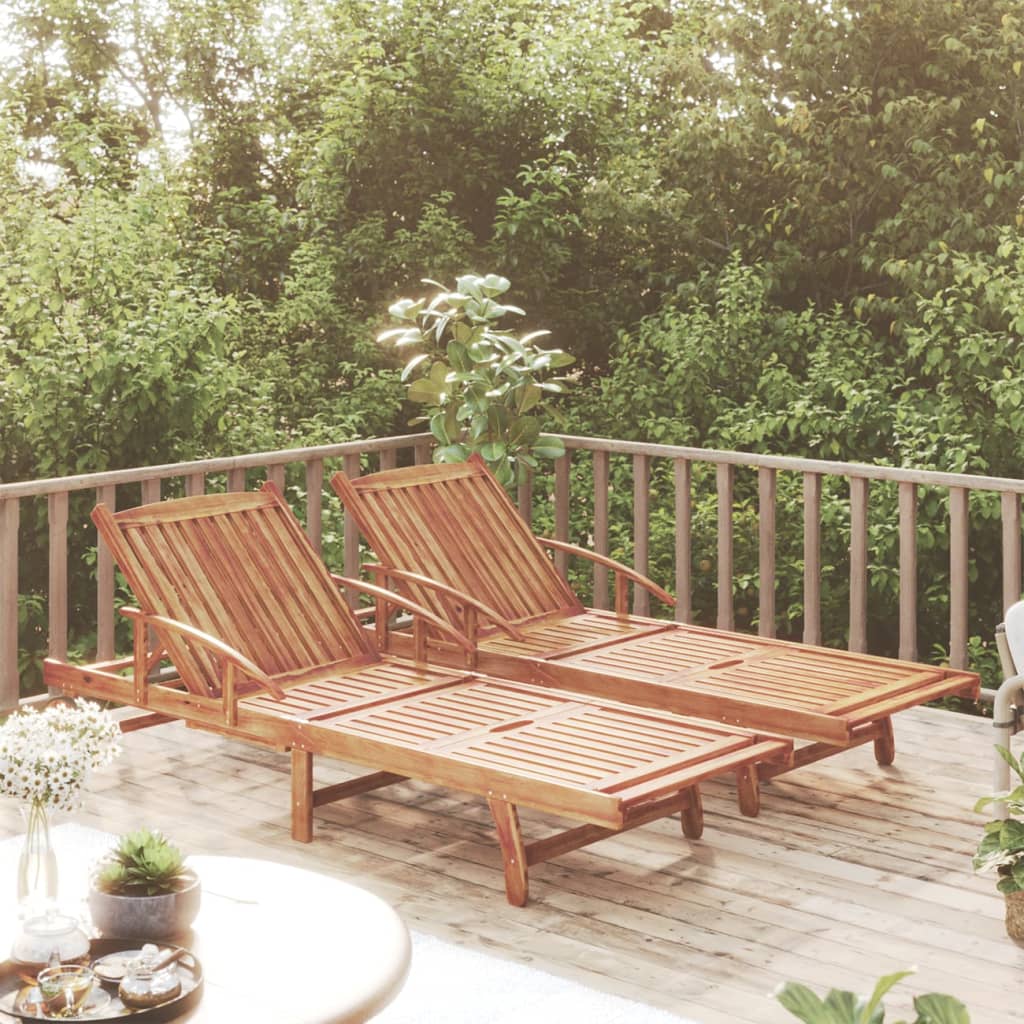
974,745 -> 1024,939
89,829 -> 201,940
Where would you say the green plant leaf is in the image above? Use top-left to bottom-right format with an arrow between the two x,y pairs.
860,969 -> 916,1023
408,378 -> 442,404
429,412 -> 450,445
774,981 -> 833,1023
435,443 -> 470,463
532,435 -> 566,459
401,353 -> 430,381
912,993 -> 970,1024
480,441 -> 508,461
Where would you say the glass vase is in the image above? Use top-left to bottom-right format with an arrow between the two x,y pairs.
17,800 -> 58,915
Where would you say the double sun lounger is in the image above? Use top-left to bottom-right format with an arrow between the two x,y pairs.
44,458 -> 979,905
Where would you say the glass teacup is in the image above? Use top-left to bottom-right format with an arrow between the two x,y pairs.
36,964 -> 95,1018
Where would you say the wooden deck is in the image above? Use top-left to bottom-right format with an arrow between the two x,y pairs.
1,705 -> 1019,1023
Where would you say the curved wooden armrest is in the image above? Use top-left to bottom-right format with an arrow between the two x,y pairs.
119,607 -> 285,700
537,538 -> 676,608
363,564 -> 528,642
329,575 -> 476,654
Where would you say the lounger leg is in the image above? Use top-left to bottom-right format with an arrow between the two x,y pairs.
680,785 -> 704,839
487,796 -> 529,907
291,748 -> 314,843
874,717 -> 896,766
736,765 -> 760,817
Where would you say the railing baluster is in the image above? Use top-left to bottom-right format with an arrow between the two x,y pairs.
716,464 -> 734,630
96,485 -> 116,661
1,498 -> 20,710
803,473 -> 822,646
185,472 -> 205,497
47,492 -> 69,663
632,454 -> 650,616
849,476 -> 869,653
1002,491 -> 1022,614
343,453 -> 361,608
592,451 -> 609,610
898,481 -> 918,662
674,458 -> 692,624
140,478 -> 160,505
517,473 -> 533,527
379,448 -> 397,471
414,442 -> 431,466
227,468 -> 246,492
553,453 -> 570,579
949,486 -> 969,670
757,468 -> 776,638
267,464 -> 285,492
305,459 -> 323,553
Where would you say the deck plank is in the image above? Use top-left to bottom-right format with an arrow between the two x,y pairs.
3,705 -> 1020,1023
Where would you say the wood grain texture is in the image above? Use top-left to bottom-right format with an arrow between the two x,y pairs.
19,704 -> 1011,1024
96,485 -> 116,662
632,454 -> 650,618
899,482 -> 918,662
593,450 -> 610,611
802,473 -> 822,646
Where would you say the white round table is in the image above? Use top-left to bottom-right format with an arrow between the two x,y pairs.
1,842 -> 411,1024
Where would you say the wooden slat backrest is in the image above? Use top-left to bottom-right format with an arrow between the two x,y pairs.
92,484 -> 372,696
333,457 -> 582,627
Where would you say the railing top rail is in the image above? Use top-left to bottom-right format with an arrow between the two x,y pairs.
0,433 -> 432,501
3,431 -> 1024,502
558,435 -> 1024,494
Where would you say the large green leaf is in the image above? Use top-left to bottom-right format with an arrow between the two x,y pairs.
912,993 -> 970,1024
774,982 -> 835,1023
429,412 -> 450,445
408,378 -> 443,404
532,435 -> 566,459
861,970 -> 916,1022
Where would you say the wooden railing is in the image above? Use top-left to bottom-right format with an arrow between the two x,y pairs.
2,432 -> 1023,710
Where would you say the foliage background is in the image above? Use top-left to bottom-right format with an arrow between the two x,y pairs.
2,0 -> 1023,690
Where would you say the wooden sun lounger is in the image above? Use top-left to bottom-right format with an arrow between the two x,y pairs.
330,457 -> 980,780
42,483 -> 791,905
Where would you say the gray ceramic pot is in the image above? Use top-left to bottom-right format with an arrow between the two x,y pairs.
88,869 -> 201,940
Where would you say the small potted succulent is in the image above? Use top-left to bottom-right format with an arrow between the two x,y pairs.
974,745 -> 1024,939
89,829 -> 201,940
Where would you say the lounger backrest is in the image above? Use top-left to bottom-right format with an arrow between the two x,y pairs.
332,456 -> 582,627
93,483 -> 373,696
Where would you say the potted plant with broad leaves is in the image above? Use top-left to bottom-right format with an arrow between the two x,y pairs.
89,829 -> 201,940
775,968 -> 969,1023
380,273 -> 574,489
974,745 -> 1024,939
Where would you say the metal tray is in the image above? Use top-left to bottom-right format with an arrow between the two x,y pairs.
0,941 -> 203,1022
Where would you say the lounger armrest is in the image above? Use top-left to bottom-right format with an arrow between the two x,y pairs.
363,564 -> 528,643
329,574 -> 476,657
537,538 -> 676,613
119,607 -> 285,701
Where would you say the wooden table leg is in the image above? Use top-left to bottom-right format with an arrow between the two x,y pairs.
487,796 -> 528,906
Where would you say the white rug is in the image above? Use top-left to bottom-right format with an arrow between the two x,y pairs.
377,932 -> 696,1024
1,826 -> 696,1024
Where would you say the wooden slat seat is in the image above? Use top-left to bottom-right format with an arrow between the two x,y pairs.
43,483 -> 792,905
330,457 -> 981,777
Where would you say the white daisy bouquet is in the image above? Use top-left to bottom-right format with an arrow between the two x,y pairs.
0,699 -> 121,813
